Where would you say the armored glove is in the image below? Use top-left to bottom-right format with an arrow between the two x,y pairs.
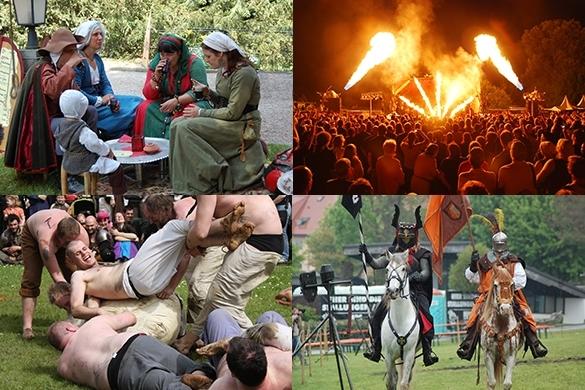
359,243 -> 374,265
469,250 -> 480,273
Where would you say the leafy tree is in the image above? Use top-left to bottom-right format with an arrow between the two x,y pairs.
480,78 -> 513,110
520,19 -> 585,106
0,0 -> 292,71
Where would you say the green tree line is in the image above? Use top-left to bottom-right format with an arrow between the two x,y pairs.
0,0 -> 292,71
302,196 -> 585,285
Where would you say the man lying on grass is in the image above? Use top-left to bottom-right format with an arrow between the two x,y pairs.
61,205 -> 254,320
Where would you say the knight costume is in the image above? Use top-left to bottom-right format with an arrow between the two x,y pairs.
359,205 -> 439,366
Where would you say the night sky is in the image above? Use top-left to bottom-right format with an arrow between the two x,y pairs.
294,0 -> 585,101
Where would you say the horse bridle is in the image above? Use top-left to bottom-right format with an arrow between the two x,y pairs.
385,261 -> 418,361
385,263 -> 409,299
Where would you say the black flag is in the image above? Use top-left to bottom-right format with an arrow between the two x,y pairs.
341,195 -> 362,219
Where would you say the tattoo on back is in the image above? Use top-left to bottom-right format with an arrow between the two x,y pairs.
45,217 -> 53,229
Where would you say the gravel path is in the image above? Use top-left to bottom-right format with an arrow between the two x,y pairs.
104,59 -> 292,145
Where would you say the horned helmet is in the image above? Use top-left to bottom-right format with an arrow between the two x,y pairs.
391,205 -> 423,251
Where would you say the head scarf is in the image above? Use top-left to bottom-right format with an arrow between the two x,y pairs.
75,20 -> 107,50
203,31 -> 246,57
149,34 -> 191,95
59,90 -> 89,119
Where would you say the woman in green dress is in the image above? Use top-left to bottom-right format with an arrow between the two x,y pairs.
170,31 -> 265,194
133,34 -> 210,139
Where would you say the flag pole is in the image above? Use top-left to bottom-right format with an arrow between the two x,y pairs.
357,211 -> 373,339
465,211 -> 476,251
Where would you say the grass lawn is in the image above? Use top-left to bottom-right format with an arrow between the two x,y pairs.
0,262 -> 291,389
0,144 -> 288,194
294,327 -> 585,389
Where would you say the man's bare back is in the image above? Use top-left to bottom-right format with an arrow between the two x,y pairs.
28,209 -> 89,247
206,195 -> 282,235
57,313 -> 138,390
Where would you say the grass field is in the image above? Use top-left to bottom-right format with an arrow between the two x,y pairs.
0,262 -> 291,389
294,328 -> 585,389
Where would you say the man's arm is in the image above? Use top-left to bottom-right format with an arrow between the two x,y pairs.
98,311 -> 137,332
187,196 -> 217,251
513,262 -> 527,290
40,241 -> 66,283
464,250 -> 480,284
70,271 -> 104,320
358,244 -> 389,269
157,252 -> 191,299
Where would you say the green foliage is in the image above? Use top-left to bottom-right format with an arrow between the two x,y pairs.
480,78 -> 513,109
303,196 -> 585,283
448,242 -> 488,292
0,0 -> 292,71
520,19 -> 585,106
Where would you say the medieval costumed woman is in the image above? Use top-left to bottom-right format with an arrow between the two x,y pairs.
169,31 -> 265,194
73,21 -> 144,139
5,28 -> 97,173
133,34 -> 211,139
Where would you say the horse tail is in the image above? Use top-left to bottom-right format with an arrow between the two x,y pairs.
494,356 -> 503,385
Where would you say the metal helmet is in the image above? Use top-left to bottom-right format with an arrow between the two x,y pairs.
392,205 -> 423,250
492,232 -> 508,255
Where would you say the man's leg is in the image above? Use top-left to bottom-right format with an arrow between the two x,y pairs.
19,226 -> 43,339
256,311 -> 287,326
514,293 -> 548,358
200,308 -> 243,368
417,294 -> 438,366
187,247 -> 225,323
364,300 -> 387,362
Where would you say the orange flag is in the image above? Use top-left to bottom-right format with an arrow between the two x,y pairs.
423,195 -> 472,284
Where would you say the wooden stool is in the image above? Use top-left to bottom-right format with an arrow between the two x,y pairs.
60,167 -> 98,195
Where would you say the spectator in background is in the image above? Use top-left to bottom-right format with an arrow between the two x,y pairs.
26,195 -> 50,216
497,140 -> 537,194
325,158 -> 353,194
558,156 -> 585,195
348,178 -> 374,194
293,166 -> 313,195
4,195 -> 25,226
344,143 -> 364,179
111,211 -> 139,261
0,214 -> 23,264
440,143 -> 464,192
457,147 -> 496,194
50,195 -> 70,211
460,180 -> 489,194
375,139 -> 404,194
536,138 -> 573,194
411,144 -> 448,194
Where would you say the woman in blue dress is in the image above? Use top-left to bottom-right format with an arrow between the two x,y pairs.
74,20 -> 143,139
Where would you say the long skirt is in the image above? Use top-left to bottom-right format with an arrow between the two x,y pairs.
169,114 -> 265,194
96,95 -> 143,139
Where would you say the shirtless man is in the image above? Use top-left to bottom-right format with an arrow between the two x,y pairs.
48,312 -> 215,390
196,309 -> 292,390
175,195 -> 283,354
69,207 -> 251,320
20,209 -> 89,339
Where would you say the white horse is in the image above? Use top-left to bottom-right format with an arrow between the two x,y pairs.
380,249 -> 420,390
480,264 -> 524,390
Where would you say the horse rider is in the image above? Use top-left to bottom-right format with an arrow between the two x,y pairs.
456,231 -> 548,360
359,205 -> 439,366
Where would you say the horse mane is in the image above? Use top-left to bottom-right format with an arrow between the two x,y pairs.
480,263 -> 513,325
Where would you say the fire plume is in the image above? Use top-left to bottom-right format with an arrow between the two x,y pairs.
474,34 -> 523,91
344,32 -> 396,90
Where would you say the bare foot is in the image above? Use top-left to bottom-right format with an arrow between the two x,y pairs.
196,339 -> 229,357
220,202 -> 255,251
181,373 -> 213,389
173,331 -> 200,355
22,328 -> 34,340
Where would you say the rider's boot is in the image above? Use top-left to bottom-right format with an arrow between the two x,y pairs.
363,302 -> 385,363
421,334 -> 439,366
456,321 -> 479,361
524,324 -> 548,358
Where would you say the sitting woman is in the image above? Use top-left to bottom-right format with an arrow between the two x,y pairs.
170,31 -> 265,194
111,211 -> 139,261
74,21 -> 143,139
133,34 -> 210,139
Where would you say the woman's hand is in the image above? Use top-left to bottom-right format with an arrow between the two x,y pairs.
182,103 -> 200,118
191,79 -> 207,92
160,97 -> 178,113
102,94 -> 114,106
155,58 -> 168,76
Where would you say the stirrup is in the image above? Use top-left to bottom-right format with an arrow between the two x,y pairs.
363,348 -> 381,363
456,345 -> 473,361
530,342 -> 548,358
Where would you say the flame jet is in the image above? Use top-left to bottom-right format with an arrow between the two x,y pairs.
344,32 -> 396,90
475,34 -> 523,90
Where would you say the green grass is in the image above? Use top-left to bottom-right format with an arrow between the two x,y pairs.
294,328 -> 585,389
0,156 -> 60,194
267,143 -> 289,162
0,262 -> 291,389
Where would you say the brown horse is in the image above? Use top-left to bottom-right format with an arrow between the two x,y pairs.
479,263 -> 524,390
